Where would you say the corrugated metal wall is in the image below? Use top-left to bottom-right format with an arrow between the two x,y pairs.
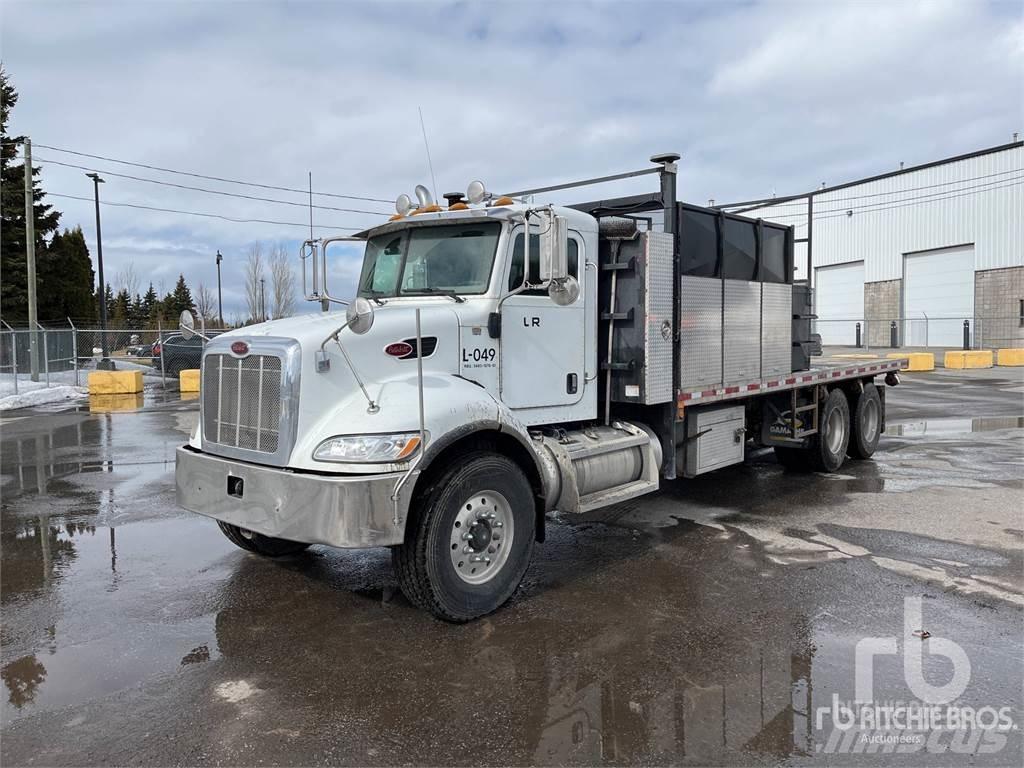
738,145 -> 1023,283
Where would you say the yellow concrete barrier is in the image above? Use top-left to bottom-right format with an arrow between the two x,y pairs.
944,350 -> 993,369
89,393 -> 144,413
88,369 -> 143,394
887,352 -> 934,371
179,369 -> 201,392
996,348 -> 1024,366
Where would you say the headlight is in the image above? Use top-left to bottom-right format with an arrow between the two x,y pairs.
313,433 -> 422,463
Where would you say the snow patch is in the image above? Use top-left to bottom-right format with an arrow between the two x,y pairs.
0,385 -> 87,411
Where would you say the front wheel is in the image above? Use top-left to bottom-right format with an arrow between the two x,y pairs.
217,521 -> 310,557
393,452 -> 535,622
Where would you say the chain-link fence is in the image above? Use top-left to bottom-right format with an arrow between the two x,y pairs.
813,315 -> 1024,351
0,321 -> 228,397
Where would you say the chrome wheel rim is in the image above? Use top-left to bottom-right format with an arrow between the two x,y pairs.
449,490 -> 514,585
862,397 -> 880,443
826,406 -> 846,455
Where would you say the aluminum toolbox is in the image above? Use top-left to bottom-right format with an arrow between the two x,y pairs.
682,404 -> 746,477
601,231 -> 675,404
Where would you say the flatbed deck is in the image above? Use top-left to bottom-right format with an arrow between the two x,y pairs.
677,357 -> 906,408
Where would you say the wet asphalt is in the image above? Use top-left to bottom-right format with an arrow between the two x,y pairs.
1,369 -> 1022,767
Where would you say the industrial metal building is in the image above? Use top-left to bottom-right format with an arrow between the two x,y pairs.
721,140 -> 1023,349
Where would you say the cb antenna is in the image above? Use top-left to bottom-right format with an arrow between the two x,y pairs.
418,106 -> 438,202
308,171 -> 314,240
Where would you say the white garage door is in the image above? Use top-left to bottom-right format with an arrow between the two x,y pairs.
815,261 -> 864,346
904,245 -> 975,347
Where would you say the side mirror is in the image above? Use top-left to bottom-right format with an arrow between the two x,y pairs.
179,310 -> 196,340
538,213 -> 568,283
345,297 -> 375,335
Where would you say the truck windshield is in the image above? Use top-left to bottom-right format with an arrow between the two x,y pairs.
357,222 -> 502,298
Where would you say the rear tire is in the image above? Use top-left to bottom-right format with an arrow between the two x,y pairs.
773,389 -> 850,473
217,521 -> 309,557
808,389 -> 850,472
393,452 -> 535,622
848,385 -> 882,459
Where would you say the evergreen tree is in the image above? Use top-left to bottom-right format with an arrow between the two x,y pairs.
130,293 -> 144,327
101,284 -> 115,324
1,66 -> 61,323
112,288 -> 131,327
36,227 -> 95,323
165,274 -> 195,318
142,283 -> 157,316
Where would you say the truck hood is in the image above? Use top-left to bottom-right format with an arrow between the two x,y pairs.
202,304 -> 470,468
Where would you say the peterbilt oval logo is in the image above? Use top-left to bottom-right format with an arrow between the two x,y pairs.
384,341 -> 414,358
230,340 -> 250,356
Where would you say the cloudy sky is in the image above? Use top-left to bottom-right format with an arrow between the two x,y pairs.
3,0 -> 1022,321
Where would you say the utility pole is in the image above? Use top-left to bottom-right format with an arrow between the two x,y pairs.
24,138 -> 40,381
259,277 -> 266,322
215,250 -> 224,327
87,172 -> 114,369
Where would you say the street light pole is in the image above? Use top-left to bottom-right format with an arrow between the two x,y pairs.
86,172 -> 114,370
215,250 -> 224,327
259,277 -> 266,322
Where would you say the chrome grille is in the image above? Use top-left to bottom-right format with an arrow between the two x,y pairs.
202,354 -> 283,453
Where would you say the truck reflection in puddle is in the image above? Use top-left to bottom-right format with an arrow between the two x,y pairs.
210,553 -> 819,765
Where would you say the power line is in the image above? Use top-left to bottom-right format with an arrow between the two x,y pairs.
34,155 -> 390,217
769,179 -> 1023,227
48,192 -> 366,231
729,166 -> 1024,211
26,142 -> 395,204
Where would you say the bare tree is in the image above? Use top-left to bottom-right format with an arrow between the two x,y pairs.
269,243 -> 297,319
244,244 -> 265,323
117,261 -> 140,297
194,283 -> 217,325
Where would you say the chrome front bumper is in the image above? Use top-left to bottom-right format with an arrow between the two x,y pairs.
175,447 -> 412,548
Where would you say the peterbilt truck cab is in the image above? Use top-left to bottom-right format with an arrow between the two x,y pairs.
176,153 -> 903,621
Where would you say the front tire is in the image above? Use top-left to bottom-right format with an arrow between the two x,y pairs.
217,521 -> 310,557
393,452 -> 535,622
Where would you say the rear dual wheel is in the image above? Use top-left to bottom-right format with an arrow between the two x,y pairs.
774,388 -> 850,473
847,385 -> 882,459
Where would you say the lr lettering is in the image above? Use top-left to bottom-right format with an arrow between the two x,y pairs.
523,317 -> 541,327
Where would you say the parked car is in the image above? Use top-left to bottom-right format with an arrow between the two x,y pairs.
153,334 -> 207,376
127,343 -> 153,357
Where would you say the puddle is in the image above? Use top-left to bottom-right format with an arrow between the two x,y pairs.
885,416 -> 1024,436
0,516 -> 228,722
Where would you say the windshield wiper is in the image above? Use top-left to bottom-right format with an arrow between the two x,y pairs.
403,288 -> 465,303
360,289 -> 388,305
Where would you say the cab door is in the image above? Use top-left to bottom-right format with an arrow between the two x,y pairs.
500,228 -> 585,408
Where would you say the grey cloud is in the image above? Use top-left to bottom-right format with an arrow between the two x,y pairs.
3,0 -> 1020,319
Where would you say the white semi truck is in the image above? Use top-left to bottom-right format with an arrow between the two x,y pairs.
176,153 -> 905,621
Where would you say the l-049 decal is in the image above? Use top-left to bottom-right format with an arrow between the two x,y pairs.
462,347 -> 497,367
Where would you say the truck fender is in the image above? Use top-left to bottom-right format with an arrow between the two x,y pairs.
411,397 -> 561,542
